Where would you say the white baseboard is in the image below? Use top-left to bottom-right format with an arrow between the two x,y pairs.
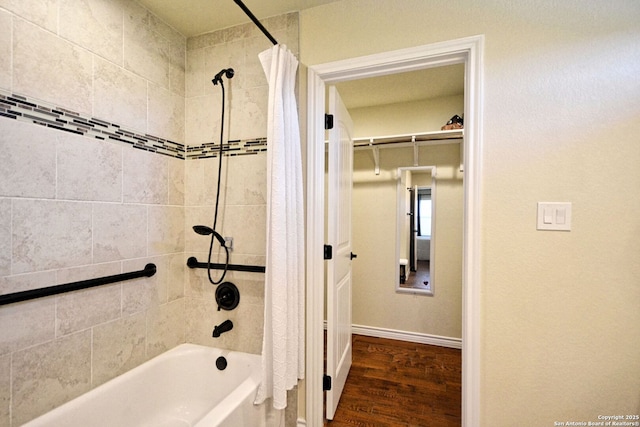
296,418 -> 307,427
322,321 -> 462,349
350,324 -> 462,349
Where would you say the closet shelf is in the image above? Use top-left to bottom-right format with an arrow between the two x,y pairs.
352,129 -> 464,174
353,129 -> 463,150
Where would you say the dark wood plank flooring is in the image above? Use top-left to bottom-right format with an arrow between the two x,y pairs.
401,260 -> 431,291
325,334 -> 461,427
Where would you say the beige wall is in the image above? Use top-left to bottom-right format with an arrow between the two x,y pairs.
301,0 -> 640,425
349,94 -> 464,339
352,143 -> 463,339
350,95 -> 464,138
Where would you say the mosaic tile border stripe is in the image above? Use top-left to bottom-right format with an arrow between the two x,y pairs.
0,91 -> 186,159
186,138 -> 267,159
0,91 -> 270,160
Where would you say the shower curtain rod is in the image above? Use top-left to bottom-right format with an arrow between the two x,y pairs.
233,0 -> 278,45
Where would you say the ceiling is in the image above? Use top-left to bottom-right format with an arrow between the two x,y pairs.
139,0 -> 464,109
137,0 -> 339,38
334,64 -> 464,110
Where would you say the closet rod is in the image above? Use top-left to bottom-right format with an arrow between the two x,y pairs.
353,129 -> 463,148
0,263 -> 157,306
233,0 -> 278,45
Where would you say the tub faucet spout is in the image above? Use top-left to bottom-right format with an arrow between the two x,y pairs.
212,319 -> 233,337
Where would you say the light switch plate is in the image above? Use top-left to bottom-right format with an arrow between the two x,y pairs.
537,202 -> 572,231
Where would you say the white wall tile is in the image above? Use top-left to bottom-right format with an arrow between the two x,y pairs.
243,36 -> 272,89
164,254 -> 185,302
12,200 -> 93,274
141,254 -> 184,304
0,199 -> 10,276
56,261 -> 121,285
0,0 -> 58,33
185,94 -> 217,147
0,270 -> 50,295
0,354 -> 8,426
146,298 -> 184,358
148,205 -> 184,256
56,283 -> 121,336
122,268 -> 160,316
168,37 -> 186,97
123,1 -> 170,89
184,158 -> 226,207
184,159 -> 205,207
184,297 -> 219,346
123,148 -> 168,204
0,11 -> 11,90
184,206 -> 217,253
0,120 -> 56,199
11,330 -> 91,425
148,83 -> 185,143
0,293 -> 54,355
93,57 -> 148,133
93,203 -> 147,263
229,86 -> 268,141
92,313 -> 146,387
54,261 -> 122,337
186,48 -> 205,98
168,157 -> 185,206
224,153 -> 267,206
203,42 -> 236,86
220,204 -> 266,256
56,132 -> 123,202
13,19 -> 93,115
58,0 -> 124,65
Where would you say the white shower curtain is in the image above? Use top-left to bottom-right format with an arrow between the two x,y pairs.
255,44 -> 305,411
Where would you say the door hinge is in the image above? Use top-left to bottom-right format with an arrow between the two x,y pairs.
325,114 -> 334,130
324,244 -> 333,260
323,374 -> 332,391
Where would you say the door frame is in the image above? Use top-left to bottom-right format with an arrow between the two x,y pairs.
305,35 -> 484,426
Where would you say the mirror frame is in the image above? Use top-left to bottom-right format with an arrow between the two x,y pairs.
396,166 -> 436,295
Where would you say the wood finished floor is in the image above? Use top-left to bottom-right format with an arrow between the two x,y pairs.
325,335 -> 461,427
401,260 -> 431,291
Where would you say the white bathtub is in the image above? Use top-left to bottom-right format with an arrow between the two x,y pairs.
24,344 -> 272,427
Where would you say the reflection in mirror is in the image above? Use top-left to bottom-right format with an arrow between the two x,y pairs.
397,166 -> 435,295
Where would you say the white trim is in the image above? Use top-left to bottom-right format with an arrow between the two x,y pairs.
321,321 -> 462,349
305,68 -> 326,427
305,35 -> 484,427
461,35 -> 484,427
351,324 -> 462,349
296,418 -> 307,427
396,166 -> 437,297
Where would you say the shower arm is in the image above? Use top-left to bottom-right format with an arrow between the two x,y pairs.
233,0 -> 278,45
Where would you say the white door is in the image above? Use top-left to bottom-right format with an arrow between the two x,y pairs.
325,85 -> 355,420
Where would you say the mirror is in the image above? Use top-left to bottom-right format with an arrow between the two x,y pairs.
396,166 -> 436,295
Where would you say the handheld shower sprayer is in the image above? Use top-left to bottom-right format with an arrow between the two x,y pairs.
212,68 -> 234,85
194,66 -> 235,285
192,225 -> 226,247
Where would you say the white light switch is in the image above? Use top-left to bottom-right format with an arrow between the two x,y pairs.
537,202 -> 572,231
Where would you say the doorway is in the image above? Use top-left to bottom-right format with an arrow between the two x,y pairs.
306,35 -> 483,426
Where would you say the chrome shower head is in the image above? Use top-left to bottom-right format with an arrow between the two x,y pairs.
212,68 -> 235,85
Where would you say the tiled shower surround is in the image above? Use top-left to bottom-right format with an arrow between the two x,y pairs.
0,1 -> 299,425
